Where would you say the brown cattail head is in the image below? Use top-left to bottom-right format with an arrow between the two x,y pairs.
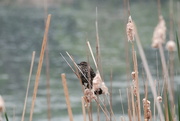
132,79 -> 137,96
142,98 -> 151,120
126,16 -> 135,43
83,89 -> 96,107
92,71 -> 109,95
131,71 -> 135,80
92,72 -> 102,91
166,40 -> 176,51
0,96 -> 5,113
157,96 -> 162,102
152,15 -> 166,48
101,82 -> 109,95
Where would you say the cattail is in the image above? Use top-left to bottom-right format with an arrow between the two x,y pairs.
83,89 -> 96,107
0,96 -> 5,113
166,40 -> 176,51
92,72 -> 102,91
157,96 -> 162,102
132,80 -> 137,96
92,71 -> 109,95
126,16 -> 135,42
142,98 -> 151,120
101,82 -> 109,95
152,16 -> 166,48
131,72 -> 135,80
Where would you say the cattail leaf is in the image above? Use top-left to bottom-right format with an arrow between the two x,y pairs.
176,31 -> 180,62
4,112 -> 9,121
178,96 -> 180,121
167,99 -> 173,121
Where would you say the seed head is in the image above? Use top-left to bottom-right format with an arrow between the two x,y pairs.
126,16 -> 135,43
92,71 -> 109,95
157,96 -> 162,102
166,40 -> 176,51
83,89 -> 96,107
131,71 -> 135,80
142,98 -> 151,120
152,16 -> 166,48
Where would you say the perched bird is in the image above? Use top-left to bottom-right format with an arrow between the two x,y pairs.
77,61 -> 95,89
77,61 -> 102,95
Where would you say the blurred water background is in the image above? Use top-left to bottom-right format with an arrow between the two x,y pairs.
0,0 -> 180,120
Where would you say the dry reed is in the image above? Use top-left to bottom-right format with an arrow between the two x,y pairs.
61,73 -> 74,121
110,70 -> 113,121
81,97 -> 87,121
29,14 -> 51,121
45,22 -> 51,121
21,51 -> 35,121
132,51 -> 141,121
46,45 -> 51,121
95,7 -> 101,69
119,89 -> 125,121
126,88 -> 132,121
131,86 -> 136,121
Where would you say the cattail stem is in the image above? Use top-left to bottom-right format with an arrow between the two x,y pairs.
153,80 -> 156,121
169,51 -> 175,120
87,41 -> 98,70
110,70 -> 113,121
131,86 -> 136,121
132,44 -> 141,121
29,14 -> 51,121
45,31 -> 51,121
134,22 -> 164,121
119,90 -> 125,118
21,51 -> 35,121
97,96 -> 100,121
157,0 -> 162,17
127,88 -> 132,121
164,83 -> 169,121
88,105 -> 92,121
158,44 -> 174,110
81,97 -> 86,121
61,73 -> 74,121
169,52 -> 174,98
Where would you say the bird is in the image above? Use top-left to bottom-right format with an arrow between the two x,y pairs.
77,61 -> 95,89
77,61 -> 103,95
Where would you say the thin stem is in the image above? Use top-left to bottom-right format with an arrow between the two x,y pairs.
29,14 -> 51,121
131,86 -> 136,121
61,73 -> 74,121
127,88 -> 132,121
21,51 -> 35,121
132,45 -> 141,121
119,89 -> 125,118
158,44 -> 174,109
81,97 -> 86,121
157,0 -> 162,17
45,32 -> 51,121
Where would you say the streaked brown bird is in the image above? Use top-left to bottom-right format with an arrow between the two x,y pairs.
77,61 -> 102,95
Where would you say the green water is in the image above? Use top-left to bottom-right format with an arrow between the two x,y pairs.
0,1 -> 180,120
